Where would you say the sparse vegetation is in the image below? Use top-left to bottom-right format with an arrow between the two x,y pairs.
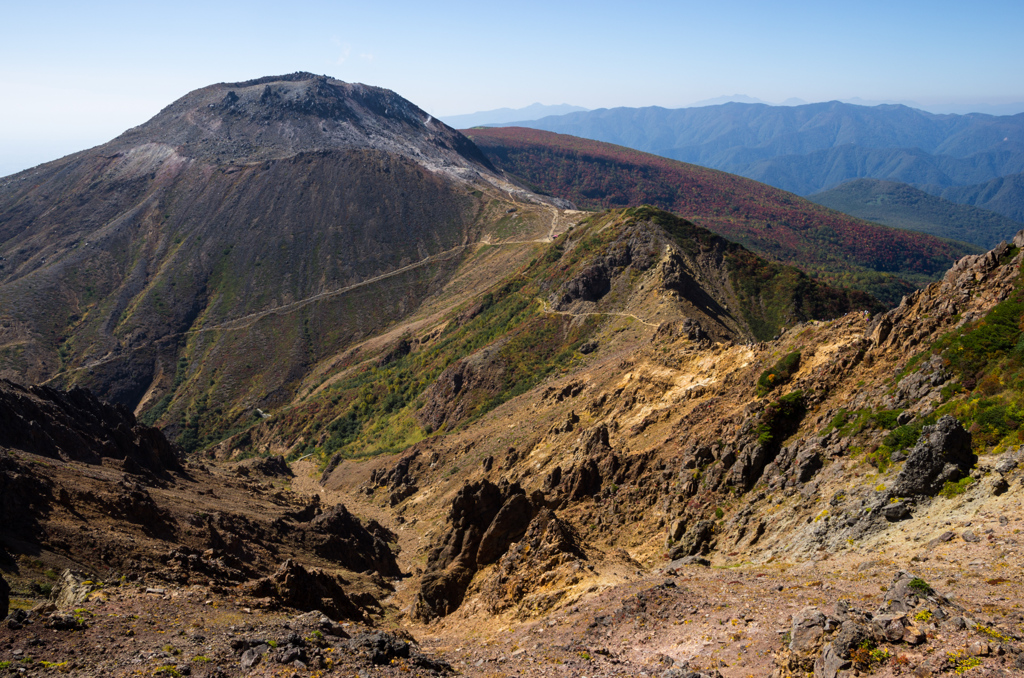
908,578 -> 933,595
756,351 -> 801,397
756,390 -> 806,447
938,477 -> 975,498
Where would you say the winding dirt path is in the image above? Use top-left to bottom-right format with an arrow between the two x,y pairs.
536,297 -> 660,328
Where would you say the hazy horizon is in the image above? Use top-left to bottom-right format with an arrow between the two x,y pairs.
2,0 -> 1022,176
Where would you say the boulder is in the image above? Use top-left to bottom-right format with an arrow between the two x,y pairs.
814,643 -> 850,678
893,416 -> 975,496
789,607 -> 827,655
50,570 -> 96,610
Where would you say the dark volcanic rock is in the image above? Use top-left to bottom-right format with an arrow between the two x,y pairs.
0,451 -> 52,542
236,455 -> 292,478
0,572 -> 8,619
241,559 -> 366,622
892,416 -> 975,496
414,479 -> 538,619
668,520 -> 716,559
0,380 -> 181,473
308,504 -> 400,577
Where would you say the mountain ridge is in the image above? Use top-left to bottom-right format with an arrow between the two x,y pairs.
810,177 -> 1024,248
464,126 -> 980,304
491,100 -> 1024,201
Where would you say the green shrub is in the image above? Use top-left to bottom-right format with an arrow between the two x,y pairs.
756,391 -> 806,447
908,578 -> 933,595
938,477 -> 974,498
756,351 -> 801,397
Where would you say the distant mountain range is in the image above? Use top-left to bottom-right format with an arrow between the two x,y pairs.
465,127 -> 979,305
810,178 -> 1024,249
688,96 -> 1024,115
440,103 -> 588,129
935,172 -> 1024,223
492,100 -> 1024,220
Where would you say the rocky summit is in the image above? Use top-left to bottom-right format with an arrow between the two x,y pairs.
1,75 -> 1024,677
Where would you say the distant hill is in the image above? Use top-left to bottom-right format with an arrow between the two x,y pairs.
810,178 -> 1024,248
936,172 -> 1024,223
464,127 -> 980,304
440,103 -> 587,129
495,101 -> 1024,197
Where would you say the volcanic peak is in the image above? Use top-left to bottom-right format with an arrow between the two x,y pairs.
112,72 -> 496,177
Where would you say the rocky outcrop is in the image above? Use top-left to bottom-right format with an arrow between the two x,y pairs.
0,452 -> 52,542
0,380 -> 181,474
107,478 -> 177,538
235,455 -> 292,478
776,571 -> 966,677
367,450 -> 420,506
347,631 -> 452,672
481,508 -> 586,616
417,354 -> 504,432
308,504 -> 400,577
241,559 -> 367,622
49,570 -> 97,611
668,519 -> 716,559
414,479 -> 538,619
892,416 -> 975,496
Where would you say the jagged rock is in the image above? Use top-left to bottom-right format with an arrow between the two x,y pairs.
347,631 -> 451,672
236,455 -> 292,478
241,645 -> 270,670
552,424 -> 622,503
892,416 -> 975,496
559,262 -> 612,305
0,453 -> 52,543
415,479 -> 535,619
240,559 -> 367,621
308,504 -> 400,577
0,380 -> 182,473
814,643 -> 850,678
109,479 -> 176,537
668,520 -> 715,559
371,450 -> 418,489
481,508 -> 586,615
830,620 -> 872,658
476,493 -> 533,566
789,607 -> 827,655
348,631 -> 411,664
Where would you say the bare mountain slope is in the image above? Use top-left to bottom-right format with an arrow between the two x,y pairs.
0,74 -> 563,448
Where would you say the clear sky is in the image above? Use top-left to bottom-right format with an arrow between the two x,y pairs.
2,0 -> 1022,176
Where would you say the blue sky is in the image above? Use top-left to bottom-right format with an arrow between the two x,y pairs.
2,0 -> 1022,175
